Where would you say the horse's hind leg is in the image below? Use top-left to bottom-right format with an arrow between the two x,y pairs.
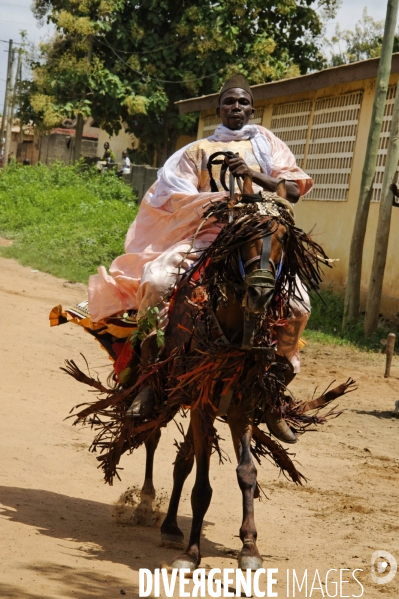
141,428 -> 162,498
161,423 -> 194,546
171,409 -> 214,570
228,405 -> 263,570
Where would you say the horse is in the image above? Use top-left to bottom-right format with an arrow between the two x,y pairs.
140,176 -> 294,571
64,159 -> 355,571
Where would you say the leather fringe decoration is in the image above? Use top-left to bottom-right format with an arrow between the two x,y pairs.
63,200 -> 355,485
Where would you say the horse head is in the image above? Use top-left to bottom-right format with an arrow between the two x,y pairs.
239,183 -> 288,316
196,156 -> 295,350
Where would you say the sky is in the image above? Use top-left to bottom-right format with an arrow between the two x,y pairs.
0,0 -> 394,113
0,0 -> 53,113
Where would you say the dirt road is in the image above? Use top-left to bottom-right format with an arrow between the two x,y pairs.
1,255 -> 398,598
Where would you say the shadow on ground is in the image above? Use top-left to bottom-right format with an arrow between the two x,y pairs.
0,485 -> 223,571
0,563 -> 139,599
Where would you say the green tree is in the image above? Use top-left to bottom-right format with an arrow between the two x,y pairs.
30,0 -> 340,165
326,7 -> 399,66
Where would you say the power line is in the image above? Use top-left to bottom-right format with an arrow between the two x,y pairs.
100,39 -> 224,85
102,35 -> 194,56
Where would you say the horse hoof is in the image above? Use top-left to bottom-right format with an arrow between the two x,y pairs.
238,554 -> 263,571
141,479 -> 156,499
160,533 -> 184,549
171,553 -> 198,571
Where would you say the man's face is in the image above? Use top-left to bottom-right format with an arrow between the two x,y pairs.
216,88 -> 254,130
104,142 -> 109,150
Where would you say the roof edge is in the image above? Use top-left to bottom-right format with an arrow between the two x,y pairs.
176,53 -> 399,114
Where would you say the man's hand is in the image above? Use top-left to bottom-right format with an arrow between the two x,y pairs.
225,155 -> 253,178
225,155 -> 300,203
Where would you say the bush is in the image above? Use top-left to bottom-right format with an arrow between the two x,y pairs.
0,161 -> 138,282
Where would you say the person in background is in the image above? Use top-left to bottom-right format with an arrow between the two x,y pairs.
118,150 -> 131,178
102,141 -> 116,162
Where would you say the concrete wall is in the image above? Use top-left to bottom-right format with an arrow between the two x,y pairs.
265,75 -> 399,318
127,164 -> 158,202
39,133 -> 98,164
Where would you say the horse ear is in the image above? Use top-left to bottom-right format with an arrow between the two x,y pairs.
242,174 -> 254,195
275,179 -> 287,199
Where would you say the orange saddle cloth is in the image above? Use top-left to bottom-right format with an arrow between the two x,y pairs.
49,301 -> 138,374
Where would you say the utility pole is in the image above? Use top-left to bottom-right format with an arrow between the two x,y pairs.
73,35 -> 93,162
0,39 -> 13,159
18,59 -> 23,145
3,48 -> 16,165
343,0 -> 399,329
364,83 -> 399,335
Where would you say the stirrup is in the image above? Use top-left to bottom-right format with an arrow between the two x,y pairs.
126,386 -> 155,418
264,406 -> 297,444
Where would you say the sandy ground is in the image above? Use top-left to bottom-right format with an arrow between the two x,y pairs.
1,255 -> 398,599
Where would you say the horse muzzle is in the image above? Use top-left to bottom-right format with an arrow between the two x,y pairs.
245,269 -> 275,314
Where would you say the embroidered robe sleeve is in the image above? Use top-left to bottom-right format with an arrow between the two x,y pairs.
259,126 -> 313,197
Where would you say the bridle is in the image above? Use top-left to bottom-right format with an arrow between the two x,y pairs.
243,229 -> 279,294
206,151 -> 285,351
240,223 -> 285,351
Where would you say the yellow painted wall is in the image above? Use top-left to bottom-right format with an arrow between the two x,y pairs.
196,75 -> 399,317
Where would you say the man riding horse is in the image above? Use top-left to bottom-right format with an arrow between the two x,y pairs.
88,75 -> 313,444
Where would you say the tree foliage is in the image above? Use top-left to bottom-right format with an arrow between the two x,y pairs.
326,8 -> 399,67
29,0 -> 339,165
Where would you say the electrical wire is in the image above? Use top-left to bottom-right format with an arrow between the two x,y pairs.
100,34 -> 194,55
100,38 -> 225,85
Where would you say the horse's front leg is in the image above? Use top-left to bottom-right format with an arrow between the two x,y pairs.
228,405 -> 263,570
141,428 -> 162,498
131,428 -> 162,525
161,423 -> 194,547
171,409 -> 214,570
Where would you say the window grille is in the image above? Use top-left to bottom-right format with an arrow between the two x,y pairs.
304,92 -> 363,201
202,107 -> 264,136
371,85 -> 397,202
270,100 -> 312,168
